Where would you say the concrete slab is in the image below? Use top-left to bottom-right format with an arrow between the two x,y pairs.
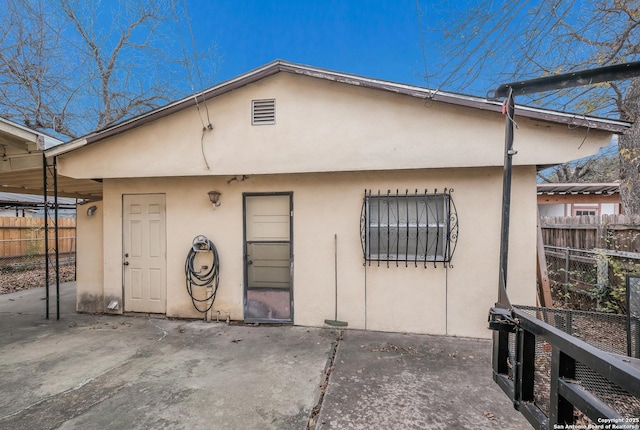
0,284 -> 531,429
315,330 -> 531,429
0,284 -> 334,430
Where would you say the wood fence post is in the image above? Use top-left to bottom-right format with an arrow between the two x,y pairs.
596,252 -> 609,310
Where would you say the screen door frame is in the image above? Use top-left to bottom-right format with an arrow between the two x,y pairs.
243,192 -> 293,323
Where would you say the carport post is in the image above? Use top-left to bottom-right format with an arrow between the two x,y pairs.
42,154 -> 61,320
43,153 -> 49,320
54,156 -> 60,320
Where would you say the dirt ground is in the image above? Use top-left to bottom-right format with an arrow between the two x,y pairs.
0,264 -> 75,295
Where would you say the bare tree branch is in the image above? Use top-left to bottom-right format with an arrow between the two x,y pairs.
0,0 -> 217,140
426,0 -> 640,212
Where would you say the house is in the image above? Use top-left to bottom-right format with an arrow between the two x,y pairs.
537,182 -> 621,217
45,61 -> 628,338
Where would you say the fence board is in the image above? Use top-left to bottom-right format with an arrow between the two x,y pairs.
0,217 -> 76,259
541,215 -> 640,252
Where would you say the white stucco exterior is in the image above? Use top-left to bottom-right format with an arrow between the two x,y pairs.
54,62 -> 618,338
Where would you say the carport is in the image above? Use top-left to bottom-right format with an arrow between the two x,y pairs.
0,117 -> 102,319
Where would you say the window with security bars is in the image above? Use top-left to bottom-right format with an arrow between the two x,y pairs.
360,189 -> 458,267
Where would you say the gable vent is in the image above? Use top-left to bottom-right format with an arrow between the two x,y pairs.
252,99 -> 276,125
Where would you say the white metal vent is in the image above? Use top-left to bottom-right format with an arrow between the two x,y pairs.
252,99 -> 276,125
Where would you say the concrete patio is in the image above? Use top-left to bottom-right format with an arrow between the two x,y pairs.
0,283 -> 530,429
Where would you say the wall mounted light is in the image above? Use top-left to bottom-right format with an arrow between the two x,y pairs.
87,205 -> 97,216
207,191 -> 221,208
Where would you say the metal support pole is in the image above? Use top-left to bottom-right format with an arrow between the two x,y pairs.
596,253 -> 609,310
490,61 -> 640,310
54,156 -> 60,320
43,153 -> 49,320
497,89 -> 515,307
564,248 -> 570,306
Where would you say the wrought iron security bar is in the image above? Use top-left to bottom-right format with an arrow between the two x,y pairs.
360,189 -> 458,268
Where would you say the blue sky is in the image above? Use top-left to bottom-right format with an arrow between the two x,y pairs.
184,0 -> 438,89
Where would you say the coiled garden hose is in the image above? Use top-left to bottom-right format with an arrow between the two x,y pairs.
185,236 -> 220,314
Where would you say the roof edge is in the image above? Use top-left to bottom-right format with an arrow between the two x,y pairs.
537,182 -> 620,195
0,117 -> 64,150
45,137 -> 88,158
47,60 -> 632,157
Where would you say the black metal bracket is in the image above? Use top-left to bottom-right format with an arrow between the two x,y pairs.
488,306 -> 518,333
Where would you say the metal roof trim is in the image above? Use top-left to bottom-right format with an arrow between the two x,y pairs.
537,182 -> 620,195
276,62 -> 630,132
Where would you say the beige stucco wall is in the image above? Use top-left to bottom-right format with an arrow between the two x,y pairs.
59,69 -> 610,338
83,166 -> 534,338
76,200 -> 104,312
56,72 -> 611,180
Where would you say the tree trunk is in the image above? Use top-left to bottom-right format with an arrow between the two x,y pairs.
618,77 -> 640,215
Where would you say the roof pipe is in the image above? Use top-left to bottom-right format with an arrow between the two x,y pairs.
489,61 -> 640,99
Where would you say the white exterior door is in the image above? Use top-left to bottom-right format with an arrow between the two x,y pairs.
123,194 -> 166,314
244,193 -> 293,322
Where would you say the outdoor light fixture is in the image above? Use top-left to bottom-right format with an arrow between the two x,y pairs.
87,205 -> 97,216
208,191 -> 221,208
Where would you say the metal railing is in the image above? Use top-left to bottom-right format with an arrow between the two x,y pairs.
490,305 -> 640,429
545,245 -> 640,313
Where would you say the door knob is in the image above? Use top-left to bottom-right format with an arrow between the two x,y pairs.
123,261 -> 129,266
247,260 -> 253,265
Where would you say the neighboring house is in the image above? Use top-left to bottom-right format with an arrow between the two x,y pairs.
537,183 -> 621,217
45,61 -> 628,338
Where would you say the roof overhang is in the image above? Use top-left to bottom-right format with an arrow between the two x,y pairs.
0,117 -> 102,200
0,118 -> 44,172
537,182 -> 621,205
46,60 -> 632,158
537,182 -> 620,195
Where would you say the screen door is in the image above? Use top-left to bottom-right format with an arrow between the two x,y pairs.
244,193 -> 292,322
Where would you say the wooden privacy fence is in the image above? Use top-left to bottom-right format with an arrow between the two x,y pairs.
540,214 -> 640,252
0,217 -> 76,264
